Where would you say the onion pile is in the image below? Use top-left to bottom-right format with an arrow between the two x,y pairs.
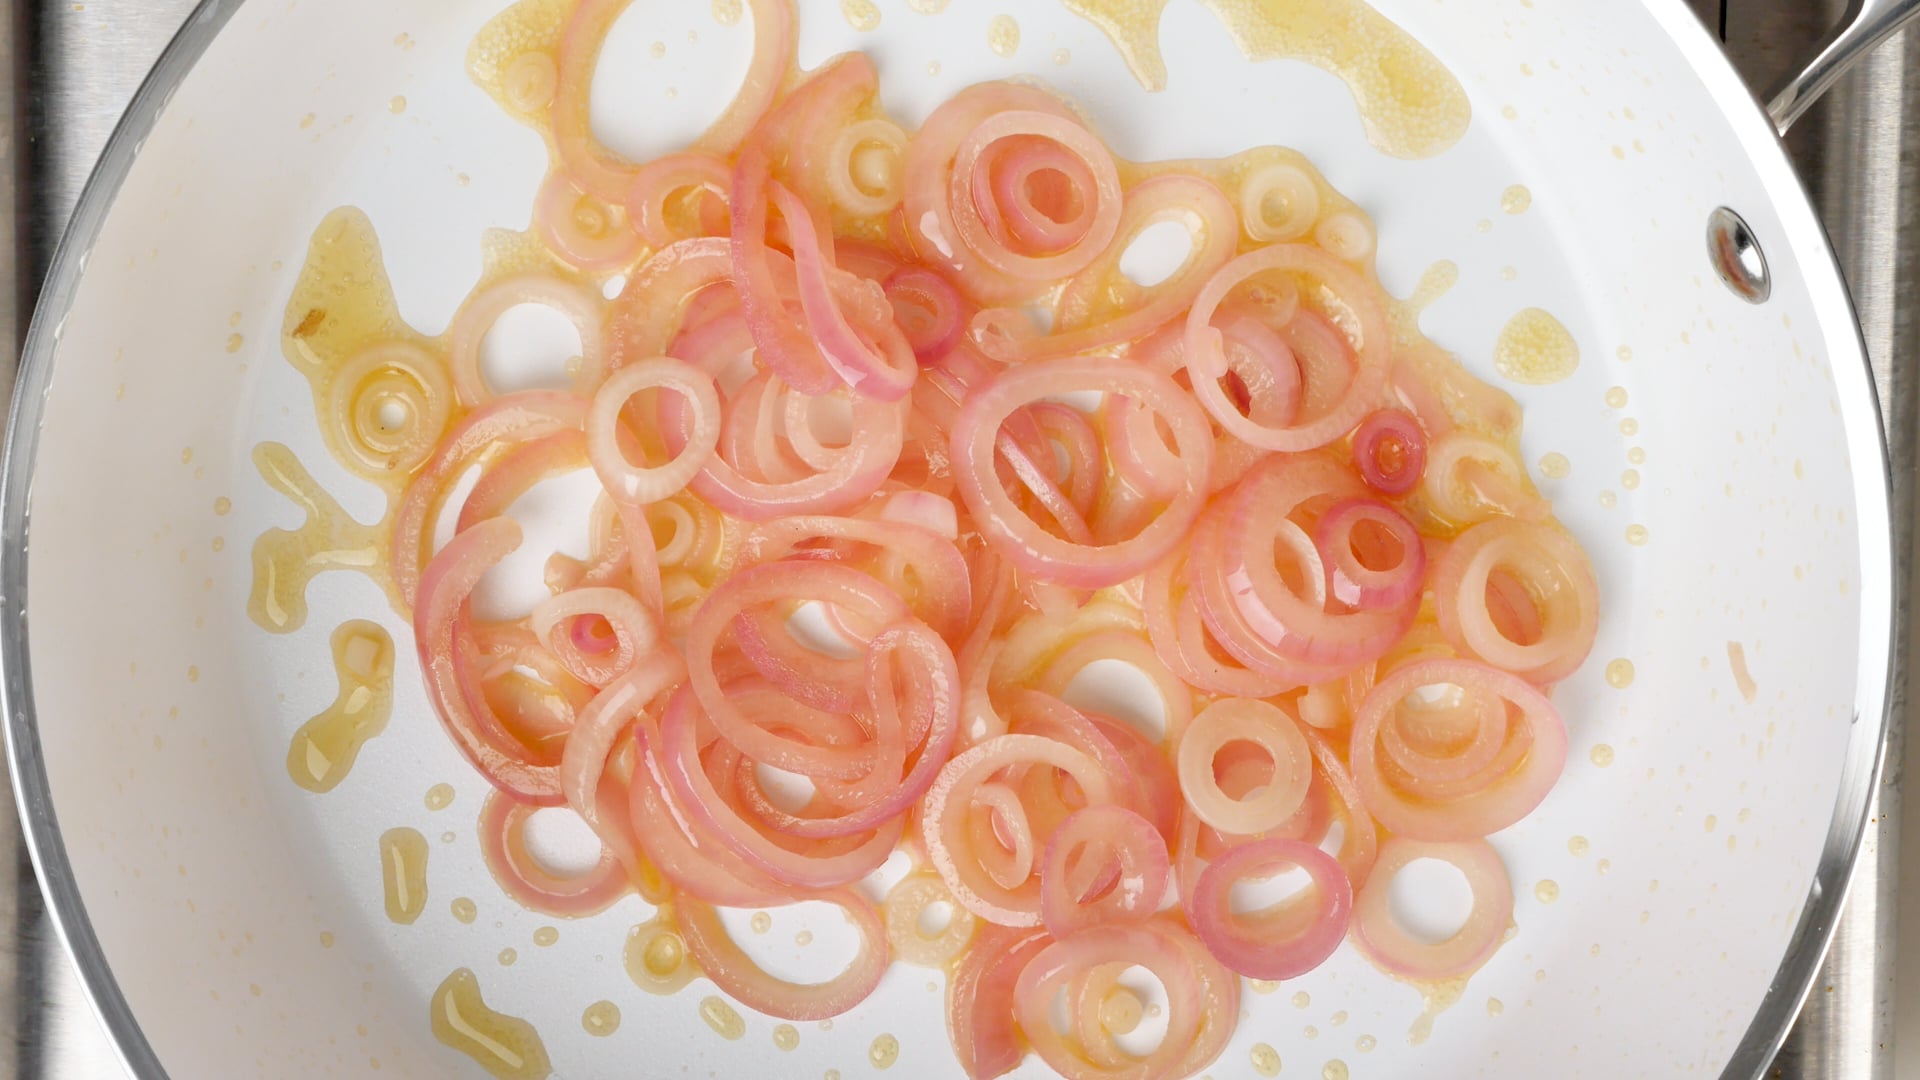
345,4 -> 1604,1077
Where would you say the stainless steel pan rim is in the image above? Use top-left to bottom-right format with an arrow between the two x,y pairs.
0,2 -> 1895,1077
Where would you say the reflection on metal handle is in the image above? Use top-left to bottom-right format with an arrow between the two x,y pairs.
1767,0 -> 1920,133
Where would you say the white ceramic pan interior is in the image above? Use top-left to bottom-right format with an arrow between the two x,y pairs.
2,1 -> 1892,1078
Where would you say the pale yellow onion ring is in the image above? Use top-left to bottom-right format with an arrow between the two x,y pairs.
826,117 -> 910,218
947,110 -> 1124,282
1239,162 -> 1321,243
1176,697 -> 1312,835
586,356 -> 720,505
1350,836 -> 1513,979
322,341 -> 453,476
884,871 -> 978,968
448,274 -> 607,406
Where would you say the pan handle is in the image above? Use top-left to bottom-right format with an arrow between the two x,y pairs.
1766,0 -> 1920,133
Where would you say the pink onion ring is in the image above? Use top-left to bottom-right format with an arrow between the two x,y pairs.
1188,838 -> 1352,980
676,889 -> 889,1020
586,356 -> 720,504
1317,499 -> 1428,610
1039,805 -> 1171,938
953,358 -> 1213,587
1352,408 -> 1428,496
1176,698 -> 1312,835
1434,518 -> 1600,684
478,792 -> 630,918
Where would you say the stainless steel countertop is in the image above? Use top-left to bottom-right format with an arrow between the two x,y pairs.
3,1 -> 1916,1077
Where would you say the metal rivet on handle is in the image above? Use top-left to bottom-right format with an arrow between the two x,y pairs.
1707,207 -> 1771,304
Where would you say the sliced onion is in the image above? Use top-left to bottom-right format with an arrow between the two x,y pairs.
923,733 -> 1119,926
1352,408 -> 1428,496
478,791 -> 630,918
1434,518 -> 1599,684
1317,499 -> 1427,610
885,871 -> 979,968
953,358 -> 1212,587
1176,698 -> 1312,835
586,356 -> 720,504
1039,805 -> 1171,938
947,924 -> 1053,1080
1184,244 -> 1390,452
676,889 -> 888,1020
1014,922 -> 1205,1080
1350,837 -> 1512,979
1189,838 -> 1350,980
1350,659 -> 1567,840
447,275 -> 606,408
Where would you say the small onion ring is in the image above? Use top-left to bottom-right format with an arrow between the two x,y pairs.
1176,698 -> 1312,835
447,275 -> 607,408
478,791 -> 630,918
1188,837 -> 1352,980
676,889 -> 890,1020
1349,836 -> 1513,979
586,356 -> 721,505
884,871 -> 979,968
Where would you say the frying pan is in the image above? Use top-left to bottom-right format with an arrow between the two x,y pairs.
3,0 -> 1913,1077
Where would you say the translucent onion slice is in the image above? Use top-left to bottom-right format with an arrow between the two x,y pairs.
586,356 -> 721,505
1350,660 -> 1568,841
447,275 -> 607,408
885,871 -> 979,968
1184,243 -> 1391,452
1038,805 -> 1172,938
952,358 -> 1213,588
1188,838 -> 1352,980
1350,836 -> 1513,979
676,889 -> 889,1020
1434,518 -> 1600,684
478,791 -> 631,918
1176,698 -> 1312,835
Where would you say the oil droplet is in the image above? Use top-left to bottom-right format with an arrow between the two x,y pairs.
247,443 -> 393,634
626,915 -> 699,995
389,95 -> 408,115
795,930 -> 814,946
300,113 -> 316,129
431,969 -> 551,1080
870,1033 -> 901,1069
1331,1010 -> 1348,1026
1534,879 -> 1560,903
711,0 -> 743,24
1568,835 -> 1590,856
926,60 -> 943,76
320,931 -> 335,948
907,0 -> 948,9
1407,976 -> 1467,1046
441,831 -> 457,844
826,1072 -> 842,1080
1251,1042 -> 1282,1077
1408,260 -> 1459,315
286,621 -> 395,793
426,783 -> 456,811
1250,979 -> 1280,995
700,996 -> 746,1040
773,1023 -> 800,1051
533,927 -> 559,947
1620,418 -> 1640,436
1324,1061 -> 1350,1080
1493,308 -> 1580,385
1487,997 -> 1505,1016
1064,0 -> 1470,158
227,333 -> 245,354
1605,658 -> 1635,689
582,1001 -> 620,1037
1591,744 -> 1616,767
1501,185 -> 1532,214
379,827 -> 428,924
1626,524 -> 1649,546
1598,490 -> 1617,509
1621,469 -> 1641,490
1292,991 -> 1312,1009
497,948 -> 517,967
1605,386 -> 1628,408
1538,451 -> 1571,479
840,0 -> 881,31
452,897 -> 478,924
648,40 -> 667,58
214,496 -> 233,516
1053,47 -> 1072,65
750,912 -> 773,934
987,14 -> 1020,57
1727,641 -> 1758,702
